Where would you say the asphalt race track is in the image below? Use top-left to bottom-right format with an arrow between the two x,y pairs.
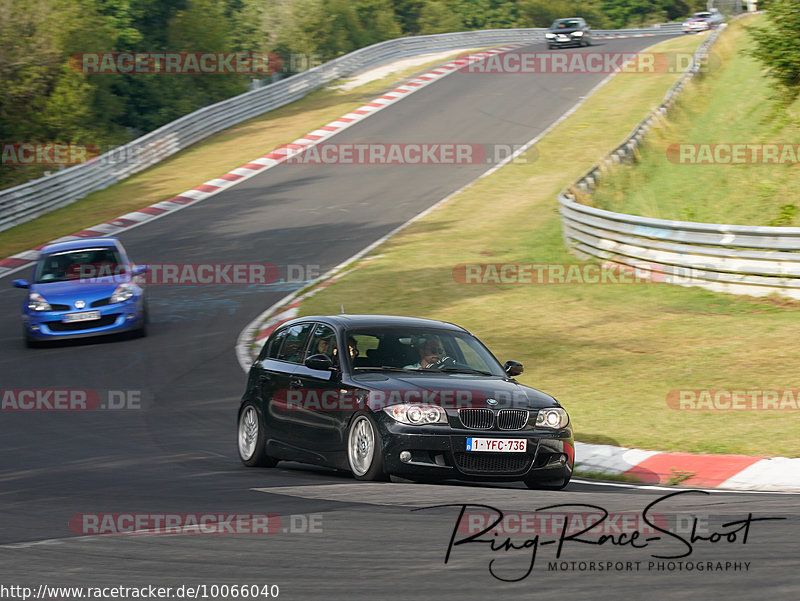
1,37 -> 798,600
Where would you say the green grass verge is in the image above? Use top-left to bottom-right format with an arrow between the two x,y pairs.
297,28 -> 800,458
0,49 -> 482,259
592,15 -> 800,225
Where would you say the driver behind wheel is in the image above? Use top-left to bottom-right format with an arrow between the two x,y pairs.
404,336 -> 444,369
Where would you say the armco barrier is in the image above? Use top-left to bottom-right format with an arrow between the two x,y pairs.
0,25 -> 683,233
558,24 -> 800,301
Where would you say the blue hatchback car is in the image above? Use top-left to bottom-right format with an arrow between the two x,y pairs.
13,237 -> 148,346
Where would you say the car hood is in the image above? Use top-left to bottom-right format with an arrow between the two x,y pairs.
349,372 -> 560,409
549,27 -> 582,34
30,278 -> 125,305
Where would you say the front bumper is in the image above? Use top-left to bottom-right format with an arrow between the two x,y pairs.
376,417 -> 574,482
548,36 -> 584,47
22,299 -> 145,341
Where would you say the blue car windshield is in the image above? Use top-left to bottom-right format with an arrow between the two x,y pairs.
345,327 -> 506,376
34,248 -> 125,283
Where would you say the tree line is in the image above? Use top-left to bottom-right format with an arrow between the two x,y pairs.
0,0 -> 771,189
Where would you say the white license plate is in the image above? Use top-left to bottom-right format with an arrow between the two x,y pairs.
466,438 -> 527,453
557,35 -> 569,41
62,311 -> 101,323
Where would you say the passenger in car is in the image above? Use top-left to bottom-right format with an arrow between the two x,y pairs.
331,336 -> 359,364
347,337 -> 358,359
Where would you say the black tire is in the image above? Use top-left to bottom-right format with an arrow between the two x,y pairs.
24,330 -> 39,349
585,37 -> 591,47
346,413 -> 388,481
238,402 -> 278,467
523,468 -> 571,490
135,303 -> 148,338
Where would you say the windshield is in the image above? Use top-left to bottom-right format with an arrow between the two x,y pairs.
552,19 -> 581,29
34,247 -> 125,283
344,326 -> 506,377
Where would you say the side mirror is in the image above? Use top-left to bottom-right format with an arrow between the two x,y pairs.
13,279 -> 30,289
504,360 -> 524,377
132,265 -> 148,276
305,353 -> 334,371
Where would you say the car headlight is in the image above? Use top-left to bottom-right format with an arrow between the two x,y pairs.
535,407 -> 569,429
383,404 -> 447,425
110,283 -> 135,304
571,31 -> 584,37
545,33 -> 555,39
27,292 -> 52,312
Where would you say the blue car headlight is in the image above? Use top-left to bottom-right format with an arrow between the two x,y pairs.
110,283 -> 135,304
27,292 -> 52,312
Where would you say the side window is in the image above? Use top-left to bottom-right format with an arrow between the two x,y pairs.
276,323 -> 314,363
263,326 -> 291,360
348,333 -> 381,367
305,324 -> 337,361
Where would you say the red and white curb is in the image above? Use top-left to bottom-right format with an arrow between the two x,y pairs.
0,46 -> 516,281
575,442 -> 800,492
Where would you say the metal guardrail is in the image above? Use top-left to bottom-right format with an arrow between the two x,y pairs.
0,25 -> 683,233
559,24 -> 800,300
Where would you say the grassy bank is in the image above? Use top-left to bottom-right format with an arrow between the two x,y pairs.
294,26 -> 800,458
593,15 -> 800,225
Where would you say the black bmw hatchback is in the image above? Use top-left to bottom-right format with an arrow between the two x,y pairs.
238,315 -> 574,489
546,17 -> 592,49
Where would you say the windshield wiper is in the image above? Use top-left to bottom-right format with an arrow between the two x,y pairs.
427,367 -> 495,376
353,366 -> 417,372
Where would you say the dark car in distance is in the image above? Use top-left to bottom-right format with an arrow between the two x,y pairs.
546,17 -> 592,49
238,315 -> 574,489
